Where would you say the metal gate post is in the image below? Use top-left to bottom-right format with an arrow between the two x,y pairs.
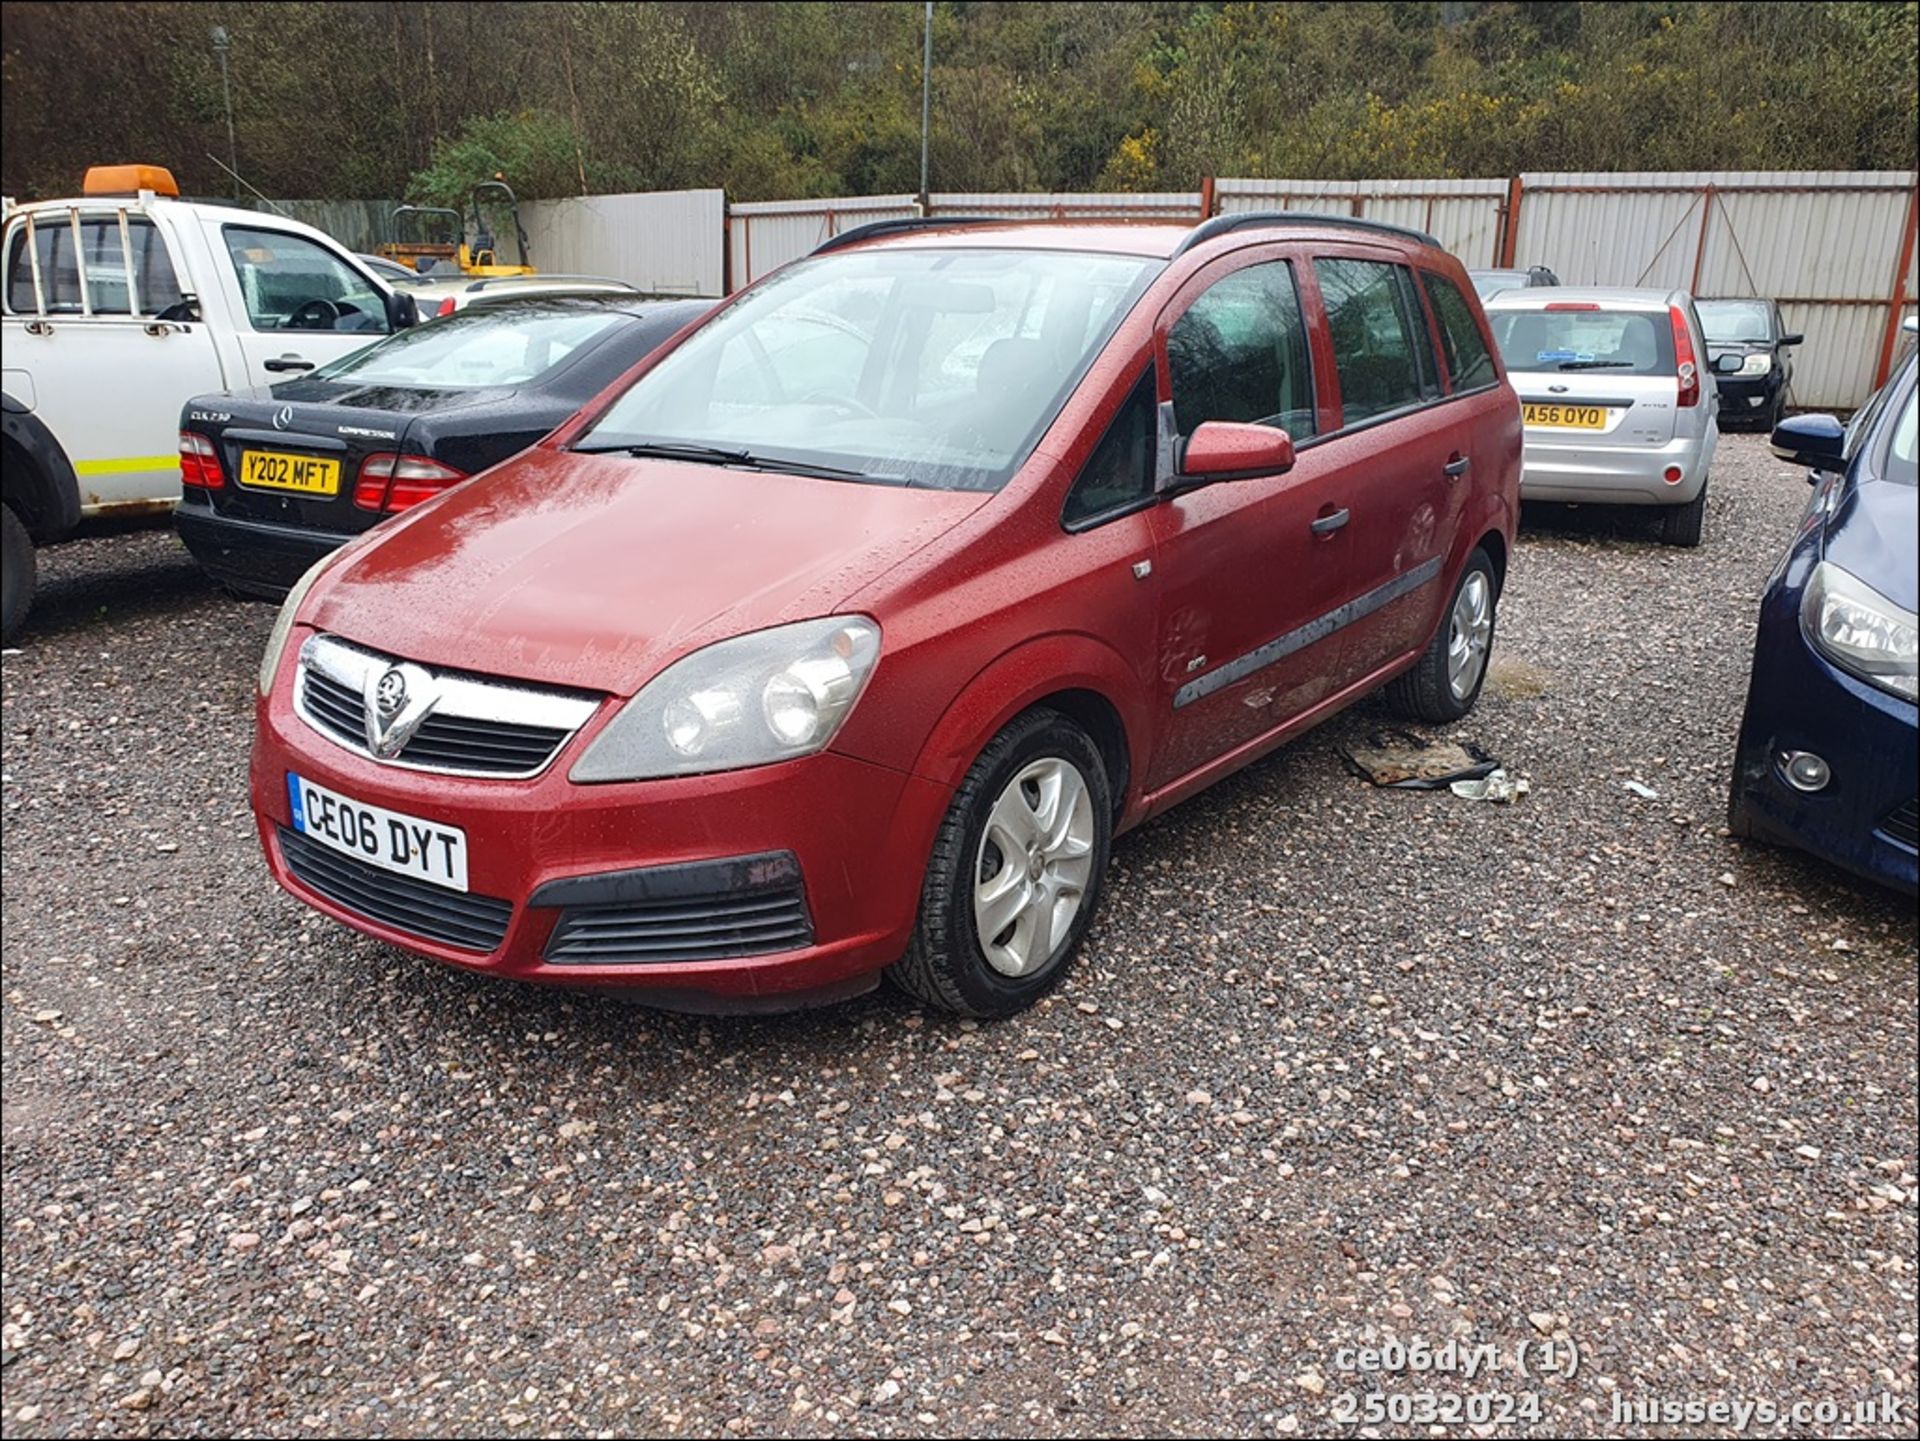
1498,175 -> 1523,266
1873,186 -> 1919,388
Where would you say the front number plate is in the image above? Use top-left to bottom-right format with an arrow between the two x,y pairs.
287,772 -> 468,892
242,449 -> 341,495
1522,403 -> 1609,430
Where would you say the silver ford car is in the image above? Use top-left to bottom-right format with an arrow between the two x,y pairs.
1484,286 -> 1720,547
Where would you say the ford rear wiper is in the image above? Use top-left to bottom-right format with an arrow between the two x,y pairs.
1556,360 -> 1634,370
575,440 -> 910,486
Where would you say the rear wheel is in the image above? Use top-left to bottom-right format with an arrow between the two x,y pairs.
1660,481 -> 1708,548
887,708 -> 1112,1018
1,504 -> 32,646
1386,548 -> 1498,724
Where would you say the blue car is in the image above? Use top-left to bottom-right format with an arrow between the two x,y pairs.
1728,336 -> 1917,895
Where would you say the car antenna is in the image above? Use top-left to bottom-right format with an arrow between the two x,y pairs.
204,152 -> 291,216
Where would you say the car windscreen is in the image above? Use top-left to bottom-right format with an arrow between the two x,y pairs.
1470,271 -> 1527,300
1695,299 -> 1774,344
576,247 -> 1160,491
310,305 -> 623,388
1488,308 -> 1675,375
1888,385 -> 1917,486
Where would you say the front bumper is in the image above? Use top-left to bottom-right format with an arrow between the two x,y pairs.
250,637 -> 956,1005
1519,431 -> 1710,506
1712,372 -> 1784,425
175,496 -> 347,601
1730,587 -> 1919,896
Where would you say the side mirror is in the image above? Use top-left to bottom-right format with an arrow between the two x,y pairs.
1769,413 -> 1844,476
1779,332 -> 1803,347
1712,352 -> 1746,374
385,289 -> 420,330
1175,421 -> 1296,486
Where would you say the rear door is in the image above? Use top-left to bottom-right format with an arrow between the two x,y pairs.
201,219 -> 396,384
1142,245 -> 1350,789
2,206 -> 225,511
1302,251 -> 1461,685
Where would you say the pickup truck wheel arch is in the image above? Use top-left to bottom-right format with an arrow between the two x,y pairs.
1,398 -> 82,540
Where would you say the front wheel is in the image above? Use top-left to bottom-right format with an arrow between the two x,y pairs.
887,708 -> 1113,1018
1385,548 -> 1499,724
1,504 -> 33,646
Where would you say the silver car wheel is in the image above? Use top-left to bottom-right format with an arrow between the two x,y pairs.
973,756 -> 1096,978
1447,571 -> 1493,701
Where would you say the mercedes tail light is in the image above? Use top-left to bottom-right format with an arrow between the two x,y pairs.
179,431 -> 223,489
1670,306 -> 1700,407
353,453 -> 468,513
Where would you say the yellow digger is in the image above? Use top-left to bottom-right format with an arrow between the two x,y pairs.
378,180 -> 534,279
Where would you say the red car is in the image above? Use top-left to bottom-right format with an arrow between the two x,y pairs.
252,214 -> 1521,1017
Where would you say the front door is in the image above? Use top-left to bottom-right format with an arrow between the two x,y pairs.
200,220 -> 393,386
1143,248 -> 1352,790
1,207 -> 225,511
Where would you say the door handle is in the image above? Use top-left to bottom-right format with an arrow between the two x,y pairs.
1443,454 -> 1471,479
1310,507 -> 1350,537
264,357 -> 315,373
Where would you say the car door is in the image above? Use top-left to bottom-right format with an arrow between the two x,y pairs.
202,220 -> 395,384
1142,247 -> 1350,790
1303,251 -> 1460,689
1,206 -> 226,510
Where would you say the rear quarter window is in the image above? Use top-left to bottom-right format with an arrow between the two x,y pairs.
1488,308 -> 1674,377
1420,272 -> 1497,391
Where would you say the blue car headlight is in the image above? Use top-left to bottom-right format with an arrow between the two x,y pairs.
1801,561 -> 1918,702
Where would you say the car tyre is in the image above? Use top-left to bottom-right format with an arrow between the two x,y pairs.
1660,481 -> 1708,548
1,504 -> 33,646
1385,547 -> 1499,724
887,707 -> 1112,1018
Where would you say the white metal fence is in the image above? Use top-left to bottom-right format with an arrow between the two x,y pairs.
296,172 -> 1915,407
520,188 -> 726,298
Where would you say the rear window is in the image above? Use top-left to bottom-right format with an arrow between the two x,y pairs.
1488,308 -> 1674,376
311,305 -> 622,388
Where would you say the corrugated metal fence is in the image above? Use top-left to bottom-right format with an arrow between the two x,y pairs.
280,173 -> 1915,407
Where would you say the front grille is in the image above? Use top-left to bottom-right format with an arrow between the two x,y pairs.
280,826 -> 513,952
1879,799 -> 1920,849
545,886 -> 814,965
295,635 -> 599,779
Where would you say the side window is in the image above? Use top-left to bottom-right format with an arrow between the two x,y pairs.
4,215 -> 185,317
1166,260 -> 1316,441
1420,271 -> 1498,391
1314,257 -> 1429,425
1063,369 -> 1157,528
1396,267 -> 1443,399
222,226 -> 388,334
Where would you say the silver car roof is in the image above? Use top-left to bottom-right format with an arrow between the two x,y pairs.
1482,285 -> 1688,311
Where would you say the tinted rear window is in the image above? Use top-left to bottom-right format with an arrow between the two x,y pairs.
1488,309 -> 1674,376
312,306 -> 623,388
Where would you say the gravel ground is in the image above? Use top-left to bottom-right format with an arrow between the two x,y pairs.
2,433 -> 1915,1439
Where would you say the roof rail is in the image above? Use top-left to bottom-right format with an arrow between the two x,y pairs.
1173,210 -> 1440,258
811,216 -> 1012,256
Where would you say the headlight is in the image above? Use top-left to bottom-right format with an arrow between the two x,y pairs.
1739,353 -> 1774,376
1801,561 -> 1918,701
570,617 -> 882,782
258,552 -> 338,695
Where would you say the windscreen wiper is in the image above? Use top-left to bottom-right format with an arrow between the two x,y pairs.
574,440 -> 910,486
1556,360 -> 1634,370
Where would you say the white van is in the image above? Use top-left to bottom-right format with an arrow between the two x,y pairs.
1,164 -> 416,641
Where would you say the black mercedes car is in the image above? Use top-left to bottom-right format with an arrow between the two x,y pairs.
1698,297 -> 1802,432
175,296 -> 710,598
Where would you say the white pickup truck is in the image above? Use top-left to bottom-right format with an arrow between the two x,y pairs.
1,164 -> 417,642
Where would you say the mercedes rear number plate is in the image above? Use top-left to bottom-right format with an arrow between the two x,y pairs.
287,773 -> 468,891
242,449 -> 341,495
1522,403 -> 1608,430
